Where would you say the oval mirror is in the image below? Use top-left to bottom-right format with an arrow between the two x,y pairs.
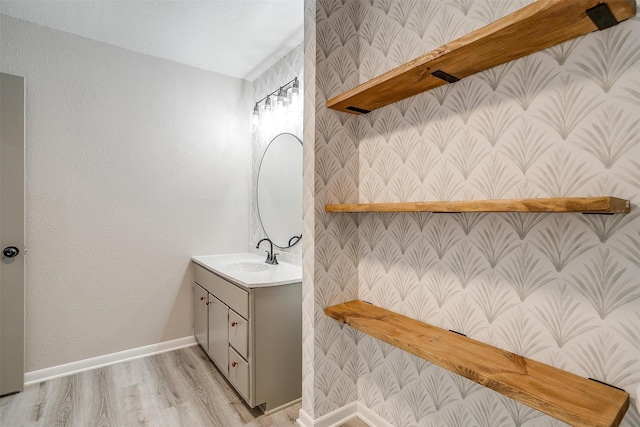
257,133 -> 303,248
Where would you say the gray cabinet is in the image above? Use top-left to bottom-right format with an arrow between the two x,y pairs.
193,263 -> 301,412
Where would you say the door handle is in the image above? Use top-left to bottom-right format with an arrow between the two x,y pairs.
3,246 -> 19,258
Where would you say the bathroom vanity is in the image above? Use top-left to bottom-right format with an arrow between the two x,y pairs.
191,253 -> 302,412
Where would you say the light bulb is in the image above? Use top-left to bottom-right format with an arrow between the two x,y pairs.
292,77 -> 299,97
277,87 -> 285,106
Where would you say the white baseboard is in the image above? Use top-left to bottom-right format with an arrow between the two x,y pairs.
297,402 -> 393,427
297,408 -> 314,427
297,402 -> 357,427
24,336 -> 197,386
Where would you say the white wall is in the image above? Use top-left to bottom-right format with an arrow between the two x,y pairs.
0,15 -> 252,371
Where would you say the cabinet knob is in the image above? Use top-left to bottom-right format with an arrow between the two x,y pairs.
205,301 -> 210,305
231,361 -> 237,367
231,321 -> 237,327
200,296 -> 205,301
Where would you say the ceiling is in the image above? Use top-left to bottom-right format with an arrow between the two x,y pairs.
0,0 -> 304,81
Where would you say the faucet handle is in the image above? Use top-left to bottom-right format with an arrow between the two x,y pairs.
271,252 -> 279,265
264,250 -> 272,262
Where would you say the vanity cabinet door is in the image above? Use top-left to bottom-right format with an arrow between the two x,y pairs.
193,284 -> 208,352
208,295 -> 229,375
228,310 -> 248,359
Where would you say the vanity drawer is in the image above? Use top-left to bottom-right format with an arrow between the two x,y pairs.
229,310 -> 248,359
229,347 -> 249,400
194,264 -> 248,318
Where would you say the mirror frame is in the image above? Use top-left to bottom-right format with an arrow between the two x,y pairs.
257,132 -> 303,249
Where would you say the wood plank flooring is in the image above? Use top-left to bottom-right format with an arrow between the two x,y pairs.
0,345 -> 368,427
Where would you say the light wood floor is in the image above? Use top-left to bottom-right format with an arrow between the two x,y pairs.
0,345 -> 368,427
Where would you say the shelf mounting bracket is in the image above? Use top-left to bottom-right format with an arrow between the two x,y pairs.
346,106 -> 370,114
586,4 -> 619,30
431,70 -> 460,83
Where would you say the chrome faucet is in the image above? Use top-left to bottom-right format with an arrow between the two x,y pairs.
256,238 -> 278,265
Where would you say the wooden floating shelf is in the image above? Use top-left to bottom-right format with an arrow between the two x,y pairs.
325,300 -> 629,427
326,0 -> 636,114
325,197 -> 631,213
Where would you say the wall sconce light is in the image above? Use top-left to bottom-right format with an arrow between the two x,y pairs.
252,76 -> 300,129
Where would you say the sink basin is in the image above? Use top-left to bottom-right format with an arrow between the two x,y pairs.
225,260 -> 272,272
191,253 -> 302,288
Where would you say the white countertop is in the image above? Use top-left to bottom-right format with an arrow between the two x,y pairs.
191,253 -> 302,288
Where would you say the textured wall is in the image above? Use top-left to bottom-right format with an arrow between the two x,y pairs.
306,0 -> 640,425
0,15 -> 252,371
250,44 -> 304,257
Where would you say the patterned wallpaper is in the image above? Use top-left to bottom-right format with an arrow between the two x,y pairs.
304,0 -> 640,426
251,44 -> 304,257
